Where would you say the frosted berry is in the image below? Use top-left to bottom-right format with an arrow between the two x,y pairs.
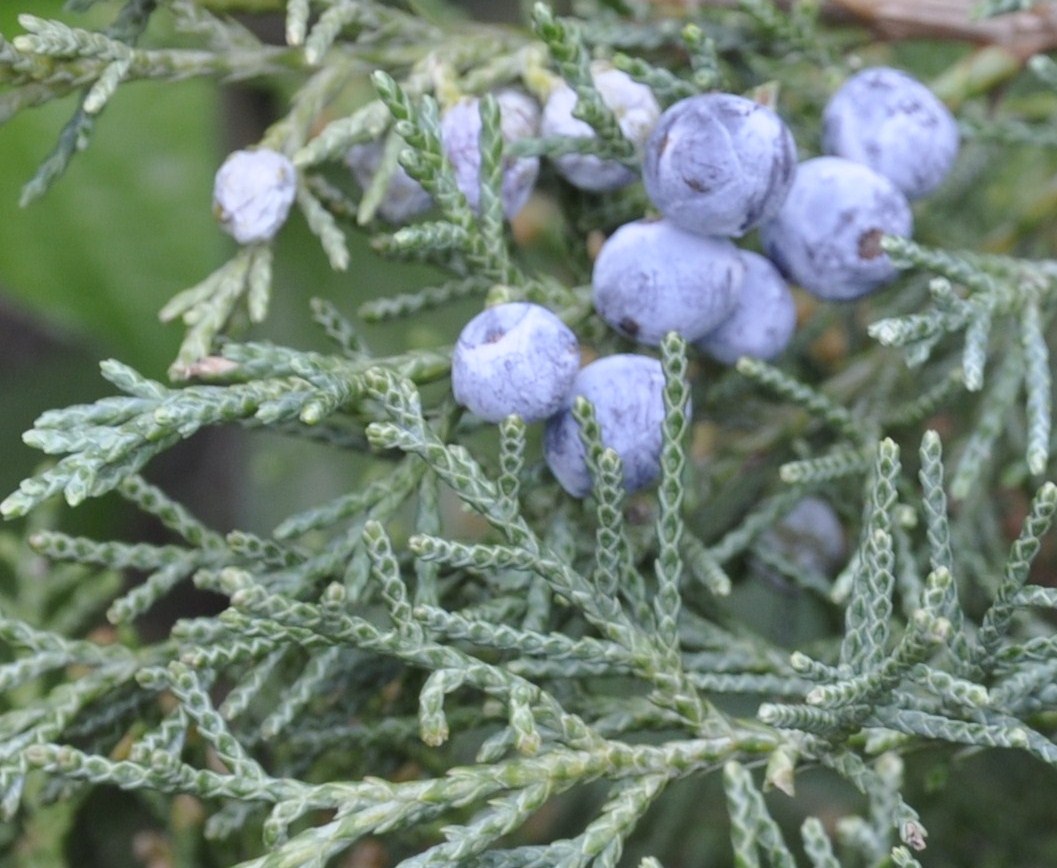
643,93 -> 797,237
346,140 -> 433,224
758,497 -> 845,576
452,302 -> 579,423
441,89 -> 540,219
760,157 -> 913,301
592,218 -> 743,346
695,251 -> 796,364
822,66 -> 959,200
213,149 -> 297,244
540,65 -> 660,192
544,354 -> 670,498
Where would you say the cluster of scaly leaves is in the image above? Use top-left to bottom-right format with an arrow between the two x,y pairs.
6,330 -> 1057,866
5,1 -> 1057,866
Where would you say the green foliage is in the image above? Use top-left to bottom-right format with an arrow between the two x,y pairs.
4,0 -> 1057,865
0,0 -> 219,377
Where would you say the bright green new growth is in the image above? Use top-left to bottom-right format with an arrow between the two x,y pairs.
5,0 -> 1057,865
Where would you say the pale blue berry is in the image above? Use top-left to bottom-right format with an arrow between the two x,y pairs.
544,354 -> 670,498
823,66 -> 959,200
643,93 -> 797,237
695,251 -> 796,364
758,497 -> 845,576
760,157 -> 913,301
441,89 -> 540,219
452,302 -> 579,423
593,218 -> 744,346
345,140 -> 432,224
213,149 -> 297,244
541,65 -> 660,192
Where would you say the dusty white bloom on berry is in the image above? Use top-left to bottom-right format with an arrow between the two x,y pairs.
643,92 -> 797,237
346,140 -> 433,224
441,89 -> 541,219
541,64 -> 660,192
213,148 -> 298,244
822,66 -> 959,200
452,302 -> 579,423
695,251 -> 796,364
544,354 -> 670,498
758,497 -> 846,576
760,156 -> 913,301
592,218 -> 743,346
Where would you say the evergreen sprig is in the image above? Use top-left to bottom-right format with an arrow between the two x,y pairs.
5,1 -> 1057,864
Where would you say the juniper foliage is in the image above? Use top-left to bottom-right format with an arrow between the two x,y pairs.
3,0 -> 1057,865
